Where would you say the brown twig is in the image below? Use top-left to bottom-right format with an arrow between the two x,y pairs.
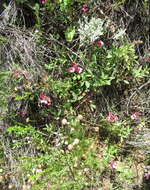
126,79 -> 150,115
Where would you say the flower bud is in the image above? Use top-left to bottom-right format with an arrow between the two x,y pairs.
61,118 -> 68,125
77,114 -> 83,120
68,144 -> 74,150
73,138 -> 80,145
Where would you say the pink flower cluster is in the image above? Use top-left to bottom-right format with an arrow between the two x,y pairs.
106,111 -> 141,123
106,112 -> 119,123
68,62 -> 83,74
39,94 -> 52,106
130,112 -> 141,120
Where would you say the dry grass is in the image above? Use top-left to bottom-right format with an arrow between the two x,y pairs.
0,27 -> 43,71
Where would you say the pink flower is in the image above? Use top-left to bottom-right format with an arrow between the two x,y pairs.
96,40 -> 104,47
67,62 -> 83,74
106,112 -> 119,123
76,66 -> 83,74
145,172 -> 150,180
39,94 -> 52,106
39,0 -> 48,4
68,67 -> 76,73
81,7 -> 89,12
130,112 -> 141,120
39,94 -> 47,99
20,110 -> 27,117
110,161 -> 118,169
144,57 -> 150,62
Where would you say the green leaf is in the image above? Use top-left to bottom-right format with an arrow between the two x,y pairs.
15,95 -> 27,101
85,81 -> 90,88
65,26 -> 76,42
0,169 -> 3,173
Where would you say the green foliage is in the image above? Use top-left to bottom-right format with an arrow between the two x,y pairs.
0,71 -> 11,108
0,35 -> 8,45
0,0 -> 149,189
34,3 -> 41,28
59,0 -> 74,11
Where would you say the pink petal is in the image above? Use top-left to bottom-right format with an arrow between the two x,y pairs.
144,57 -> 150,62
130,112 -> 141,120
96,40 -> 104,47
20,110 -> 27,117
75,67 -> 83,74
72,62 -> 79,67
39,94 -> 52,106
40,0 -> 48,4
145,172 -> 150,180
106,112 -> 119,122
110,161 -> 118,169
40,100 -> 48,105
81,7 -> 89,12
47,100 -> 52,106
39,94 -> 47,99
68,67 -> 76,73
